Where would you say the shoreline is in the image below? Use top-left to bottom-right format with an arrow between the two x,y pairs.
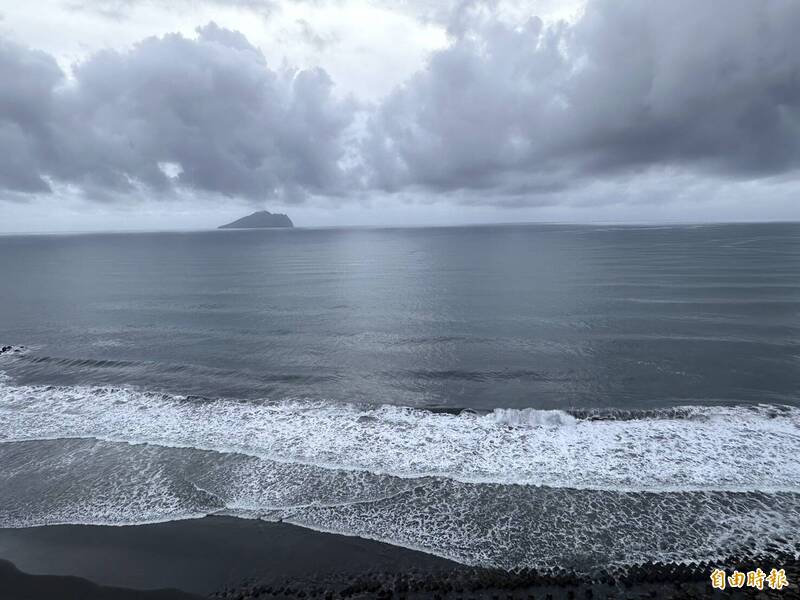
0,516 -> 460,596
1,516 -> 797,599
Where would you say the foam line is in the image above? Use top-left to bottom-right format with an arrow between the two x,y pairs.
1,438 -> 798,572
1,378 -> 798,491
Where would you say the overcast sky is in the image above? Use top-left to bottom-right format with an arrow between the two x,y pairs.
1,0 -> 799,232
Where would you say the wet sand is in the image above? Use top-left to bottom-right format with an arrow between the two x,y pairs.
0,515 -> 796,599
0,516 -> 458,596
0,559 -> 201,600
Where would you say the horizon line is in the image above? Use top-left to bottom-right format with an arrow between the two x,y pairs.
1,218 -> 799,237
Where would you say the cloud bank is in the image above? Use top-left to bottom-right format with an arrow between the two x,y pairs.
1,0 -> 799,210
366,0 -> 800,199
0,23 -> 355,203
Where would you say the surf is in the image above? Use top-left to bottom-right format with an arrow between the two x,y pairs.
1,375 -> 798,492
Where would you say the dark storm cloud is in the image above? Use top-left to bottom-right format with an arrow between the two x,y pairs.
0,23 -> 355,202
2,0 -> 800,207
365,0 -> 800,198
0,40 -> 64,192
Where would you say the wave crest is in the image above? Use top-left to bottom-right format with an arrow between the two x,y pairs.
489,408 -> 577,427
1,376 -> 798,492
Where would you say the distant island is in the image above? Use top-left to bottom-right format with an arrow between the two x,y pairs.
218,211 -> 294,229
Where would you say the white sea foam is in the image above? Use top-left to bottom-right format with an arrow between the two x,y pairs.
287,483 -> 800,571
0,438 -> 416,528
1,378 -> 799,492
0,438 -> 220,527
2,438 -> 798,572
490,407 -> 577,426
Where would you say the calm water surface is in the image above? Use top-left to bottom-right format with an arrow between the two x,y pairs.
2,223 -> 799,407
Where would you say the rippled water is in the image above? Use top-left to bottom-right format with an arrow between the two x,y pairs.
1,223 -> 799,572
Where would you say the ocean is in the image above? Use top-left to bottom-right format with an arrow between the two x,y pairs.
1,222 -> 799,574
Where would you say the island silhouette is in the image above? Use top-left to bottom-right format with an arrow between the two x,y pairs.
219,210 -> 293,229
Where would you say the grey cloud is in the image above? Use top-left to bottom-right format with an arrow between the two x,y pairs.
3,0 -> 800,208
365,0 -> 800,199
0,23 -> 356,202
64,0 -> 277,20
0,40 -> 63,192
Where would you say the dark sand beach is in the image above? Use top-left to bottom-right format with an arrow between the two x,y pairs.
0,516 -> 458,596
1,516 -> 797,599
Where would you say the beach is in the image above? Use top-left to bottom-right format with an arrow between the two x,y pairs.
1,516 -> 797,599
0,516 -> 458,596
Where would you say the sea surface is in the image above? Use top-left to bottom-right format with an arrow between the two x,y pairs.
1,223 -> 799,573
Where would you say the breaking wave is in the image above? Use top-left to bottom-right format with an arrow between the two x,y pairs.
1,376 -> 798,492
2,368 -> 799,571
